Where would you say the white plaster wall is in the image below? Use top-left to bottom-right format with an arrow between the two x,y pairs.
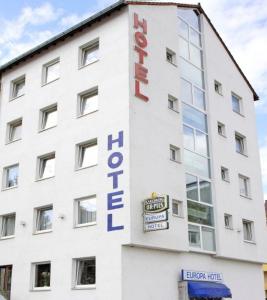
0,8 -> 130,300
122,246 -> 265,300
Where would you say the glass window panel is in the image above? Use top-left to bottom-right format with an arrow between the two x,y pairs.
41,157 -> 55,178
188,224 -> 201,248
76,259 -> 95,285
180,78 -> 192,104
83,44 -> 99,66
6,165 -> 19,188
180,58 -> 204,88
182,103 -> 207,132
235,135 -> 244,154
178,18 -> 189,40
13,80 -> 25,98
81,93 -> 98,115
232,94 -> 241,113
78,198 -> 96,224
202,227 -> 215,251
199,180 -> 212,204
80,144 -> 97,168
187,200 -> 214,226
183,125 -> 194,151
10,122 -> 22,141
195,130 -> 209,156
190,27 -> 201,47
35,264 -> 50,287
43,109 -> 57,129
184,149 -> 210,178
46,62 -> 59,83
186,174 -> 198,201
190,44 -> 202,68
1,215 -> 15,237
194,87 -> 205,110
179,37 -> 189,60
239,176 -> 249,196
177,9 -> 200,31
37,208 -> 52,231
243,221 -> 253,241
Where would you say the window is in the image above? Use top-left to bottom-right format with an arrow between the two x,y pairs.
7,118 -> 22,143
0,265 -> 12,299
169,145 -> 181,163
75,196 -> 96,227
217,122 -> 226,137
0,214 -> 15,238
3,164 -> 19,189
184,150 -> 210,179
172,199 -> 183,217
235,133 -> 246,155
80,39 -> 99,67
37,153 -> 55,180
239,174 -> 250,197
74,257 -> 95,288
168,95 -> 178,111
166,48 -> 176,65
35,206 -> 53,233
43,59 -> 59,84
180,58 -> 204,89
188,224 -> 201,248
78,88 -> 98,117
232,93 -> 242,114
10,76 -> 25,99
214,80 -> 222,95
32,262 -> 51,289
242,220 -> 254,242
186,175 -> 212,205
183,103 -> 207,133
224,214 -> 233,229
39,104 -> 57,131
76,140 -> 97,169
221,167 -> 229,182
180,78 -> 205,110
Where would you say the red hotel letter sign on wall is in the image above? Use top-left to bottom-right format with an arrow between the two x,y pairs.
134,13 -> 149,102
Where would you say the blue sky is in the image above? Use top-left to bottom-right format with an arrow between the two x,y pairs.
0,0 -> 266,198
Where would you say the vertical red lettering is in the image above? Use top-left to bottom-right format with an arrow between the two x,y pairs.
134,12 -> 147,34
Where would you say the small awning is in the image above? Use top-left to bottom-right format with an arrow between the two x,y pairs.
188,281 -> 232,298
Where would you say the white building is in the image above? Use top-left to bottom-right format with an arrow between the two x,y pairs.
0,1 -> 266,299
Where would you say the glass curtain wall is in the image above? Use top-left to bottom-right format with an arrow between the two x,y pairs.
178,8 -> 215,252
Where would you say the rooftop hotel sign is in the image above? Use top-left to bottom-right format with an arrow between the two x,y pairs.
133,13 -> 149,102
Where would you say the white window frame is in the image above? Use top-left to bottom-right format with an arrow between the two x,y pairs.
172,199 -> 183,218
6,118 -> 22,143
72,257 -> 96,289
166,48 -> 177,65
224,214 -> 233,230
232,92 -> 243,115
221,166 -> 229,182
168,94 -> 179,112
36,153 -> 56,180
2,164 -> 19,190
235,132 -> 247,155
34,205 -> 53,234
77,87 -> 98,117
0,213 -> 16,239
242,219 -> 255,243
10,75 -> 25,100
74,196 -> 97,228
214,80 -> 222,95
79,39 -> 99,68
42,58 -> 60,85
39,103 -> 58,131
239,174 -> 250,198
76,140 -> 98,170
31,261 -> 51,291
169,145 -> 181,163
217,122 -> 226,137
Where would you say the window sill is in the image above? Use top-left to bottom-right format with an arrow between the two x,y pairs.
5,138 -> 22,145
31,287 -> 51,292
39,125 -> 57,133
218,133 -> 226,138
240,194 -> 252,200
189,247 -> 216,255
9,94 -> 25,102
34,230 -> 52,235
225,226 -> 233,230
170,159 -> 181,164
236,151 -> 248,157
78,59 -> 99,70
166,60 -> 177,67
244,240 -> 256,245
77,110 -> 98,119
74,222 -> 97,229
1,186 -> 18,192
72,285 -> 96,290
0,235 -> 15,240
221,179 -> 230,183
41,78 -> 59,87
168,107 -> 179,114
233,111 -> 245,117
35,176 -> 55,182
215,91 -> 223,96
75,164 -> 97,171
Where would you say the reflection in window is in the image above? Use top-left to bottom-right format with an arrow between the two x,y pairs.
36,207 -> 53,232
77,197 -> 97,225
75,258 -> 96,286
188,224 -> 201,248
180,58 -> 204,88
4,165 -> 19,188
183,103 -> 207,132
186,174 -> 198,201
202,227 -> 215,251
177,9 -> 200,31
184,150 -> 210,178
187,200 -> 214,226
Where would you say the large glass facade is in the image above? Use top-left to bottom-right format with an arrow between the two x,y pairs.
178,8 -> 216,252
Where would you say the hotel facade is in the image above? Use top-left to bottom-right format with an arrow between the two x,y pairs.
0,1 -> 266,299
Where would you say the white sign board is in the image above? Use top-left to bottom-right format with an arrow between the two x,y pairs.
144,211 -> 167,223
182,269 -> 223,282
144,221 -> 169,232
